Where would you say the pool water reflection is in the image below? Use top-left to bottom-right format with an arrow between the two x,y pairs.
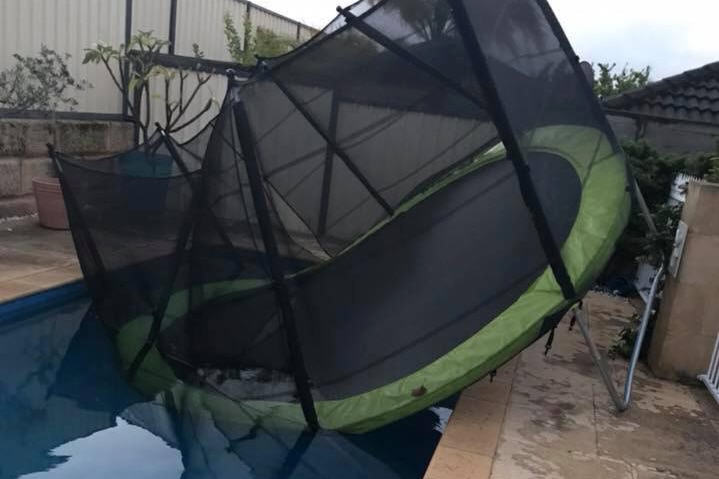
0,298 -> 453,479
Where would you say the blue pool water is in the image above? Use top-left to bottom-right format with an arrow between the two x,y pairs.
0,293 -> 454,479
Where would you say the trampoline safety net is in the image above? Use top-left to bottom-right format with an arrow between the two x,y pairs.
54,0 -> 629,432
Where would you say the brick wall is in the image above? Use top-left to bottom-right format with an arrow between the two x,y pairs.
0,118 -> 134,217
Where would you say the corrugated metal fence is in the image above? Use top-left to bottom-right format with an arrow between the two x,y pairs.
0,0 -> 127,114
0,0 -> 315,131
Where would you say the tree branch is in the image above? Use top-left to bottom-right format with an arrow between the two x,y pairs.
168,71 -> 212,130
144,81 -> 151,143
168,98 -> 213,133
164,75 -> 172,127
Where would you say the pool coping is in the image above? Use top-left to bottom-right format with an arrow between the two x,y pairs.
422,358 -> 518,479
0,279 -> 87,324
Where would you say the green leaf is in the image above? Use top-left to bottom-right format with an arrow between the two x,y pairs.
82,50 -> 99,64
128,76 -> 141,92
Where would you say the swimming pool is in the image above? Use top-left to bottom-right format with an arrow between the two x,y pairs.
0,288 -> 453,479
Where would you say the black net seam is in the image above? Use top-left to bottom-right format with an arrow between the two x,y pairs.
338,6 -> 488,112
163,126 -> 248,272
262,83 -> 455,180
318,92 -> 339,235
535,0 -> 623,154
264,180 -> 332,259
226,101 -> 267,276
322,124 -> 492,234
50,145 -> 109,299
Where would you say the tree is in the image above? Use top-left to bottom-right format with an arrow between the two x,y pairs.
83,31 -> 215,143
224,13 -> 298,65
0,45 -> 90,115
379,0 -> 545,51
255,27 -> 300,58
614,140 -> 719,269
594,63 -> 651,99
382,0 -> 454,41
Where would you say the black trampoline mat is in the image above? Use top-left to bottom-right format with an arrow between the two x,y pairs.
292,151 -> 582,399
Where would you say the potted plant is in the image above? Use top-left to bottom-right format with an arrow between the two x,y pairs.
0,46 -> 90,229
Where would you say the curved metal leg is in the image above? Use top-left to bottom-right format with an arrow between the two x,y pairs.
575,264 -> 665,412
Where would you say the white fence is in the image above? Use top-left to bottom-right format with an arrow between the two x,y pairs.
699,333 -> 719,406
0,0 -> 315,117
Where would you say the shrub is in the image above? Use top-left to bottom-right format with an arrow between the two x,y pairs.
0,45 -> 90,114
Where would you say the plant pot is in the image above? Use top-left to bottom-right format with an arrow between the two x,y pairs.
120,151 -> 174,210
32,176 -> 69,230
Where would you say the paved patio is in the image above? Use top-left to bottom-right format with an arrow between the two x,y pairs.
0,216 -> 80,302
425,292 -> 719,479
2,217 -> 718,478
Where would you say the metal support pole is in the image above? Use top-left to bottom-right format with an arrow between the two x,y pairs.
155,124 -> 245,269
47,145 -> 108,284
266,69 -> 394,216
447,0 -> 577,301
277,430 -> 317,478
317,92 -> 339,236
233,101 -> 319,430
633,179 -> 659,235
575,264 -> 665,412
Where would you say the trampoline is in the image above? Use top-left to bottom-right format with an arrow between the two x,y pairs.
53,0 -> 631,433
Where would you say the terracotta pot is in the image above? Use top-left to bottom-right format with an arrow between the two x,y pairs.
32,176 -> 69,230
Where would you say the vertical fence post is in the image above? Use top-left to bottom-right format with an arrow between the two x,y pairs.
168,0 -> 178,55
245,1 -> 252,51
123,0 -> 133,120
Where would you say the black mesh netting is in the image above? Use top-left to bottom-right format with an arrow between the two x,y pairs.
56,0 -> 625,429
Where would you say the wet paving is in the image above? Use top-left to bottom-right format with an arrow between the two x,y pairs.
426,292 -> 719,479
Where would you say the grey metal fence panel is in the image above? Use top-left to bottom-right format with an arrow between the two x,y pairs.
132,0 -> 172,46
0,0 -> 125,114
176,0 -> 245,61
1,0 -> 314,118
